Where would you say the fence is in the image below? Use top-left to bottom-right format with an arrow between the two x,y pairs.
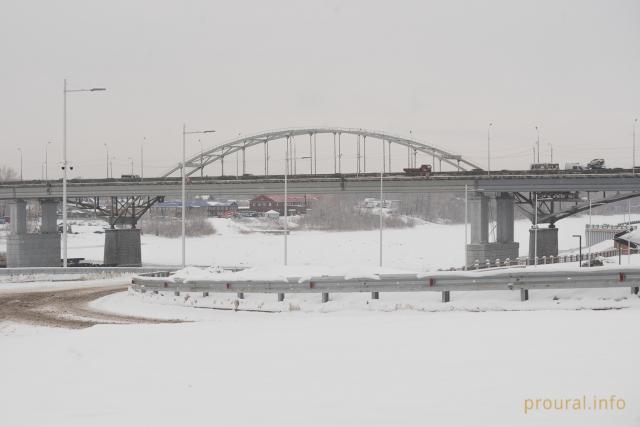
464,247 -> 635,271
131,267 -> 640,303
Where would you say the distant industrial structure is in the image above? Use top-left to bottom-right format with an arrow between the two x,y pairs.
249,194 -> 317,216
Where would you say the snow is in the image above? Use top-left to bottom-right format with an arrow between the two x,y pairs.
2,215 -> 640,425
1,213 -> 638,270
1,305 -> 639,426
168,264 -> 418,284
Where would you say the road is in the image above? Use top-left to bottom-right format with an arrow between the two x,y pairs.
0,280 -> 181,329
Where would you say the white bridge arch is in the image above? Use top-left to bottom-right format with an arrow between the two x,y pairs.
162,127 -> 483,177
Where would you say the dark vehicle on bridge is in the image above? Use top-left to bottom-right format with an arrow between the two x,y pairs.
530,163 -> 560,171
403,164 -> 432,176
121,174 -> 142,180
587,159 -> 605,170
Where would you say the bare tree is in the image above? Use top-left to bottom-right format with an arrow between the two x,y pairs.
0,166 -> 18,182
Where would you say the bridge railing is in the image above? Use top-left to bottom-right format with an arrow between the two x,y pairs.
464,247 -> 635,271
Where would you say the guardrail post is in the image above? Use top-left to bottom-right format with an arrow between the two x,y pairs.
237,292 -> 244,299
322,292 -> 329,303
520,289 -> 529,301
277,293 -> 285,302
485,259 -> 491,269
505,257 -> 510,267
441,291 -> 450,303
542,255 -> 547,264
371,291 -> 379,299
495,258 -> 501,268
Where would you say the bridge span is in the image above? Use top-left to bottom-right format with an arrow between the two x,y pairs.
3,162 -> 640,269
2,170 -> 640,199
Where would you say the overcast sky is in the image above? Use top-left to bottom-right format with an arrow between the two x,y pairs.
1,0 -> 639,179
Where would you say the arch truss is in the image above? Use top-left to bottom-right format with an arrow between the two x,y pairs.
162,127 -> 483,177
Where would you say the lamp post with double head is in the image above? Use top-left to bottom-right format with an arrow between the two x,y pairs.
181,125 -> 215,268
62,80 -> 106,267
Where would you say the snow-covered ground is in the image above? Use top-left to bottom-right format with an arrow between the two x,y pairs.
1,299 -> 639,426
1,212 -> 636,270
1,214 -> 640,426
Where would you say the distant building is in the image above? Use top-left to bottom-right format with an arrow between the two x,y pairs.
249,194 -> 316,215
357,198 -> 400,214
207,201 -> 238,218
151,199 -> 237,218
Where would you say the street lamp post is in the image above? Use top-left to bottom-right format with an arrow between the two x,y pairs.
581,194 -> 593,266
141,137 -> 146,179
628,199 -> 632,264
464,184 -> 468,248
62,79 -> 106,268
535,125 -> 540,164
634,118 -> 638,175
589,198 -> 593,267
487,123 -> 492,176
284,136 -> 289,266
572,234 -> 582,266
181,125 -> 215,268
534,192 -> 538,266
17,148 -> 23,181
282,149 -> 311,267
103,143 -> 109,178
45,141 -> 53,181
128,157 -> 134,175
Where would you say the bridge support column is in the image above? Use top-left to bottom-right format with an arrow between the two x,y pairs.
104,228 -> 141,266
496,193 -> 514,243
529,226 -> 558,263
469,194 -> 489,244
6,199 -> 61,267
465,193 -> 519,267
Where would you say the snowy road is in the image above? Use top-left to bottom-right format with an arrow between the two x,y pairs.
0,279 -> 180,328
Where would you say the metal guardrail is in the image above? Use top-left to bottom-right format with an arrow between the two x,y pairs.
131,267 -> 640,302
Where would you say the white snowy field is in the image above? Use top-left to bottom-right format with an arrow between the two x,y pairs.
1,214 -> 640,426
1,297 -> 639,426
0,212 -> 633,270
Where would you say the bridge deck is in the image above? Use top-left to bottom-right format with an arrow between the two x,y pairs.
1,170 -> 640,199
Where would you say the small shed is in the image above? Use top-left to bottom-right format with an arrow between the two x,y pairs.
264,210 -> 280,219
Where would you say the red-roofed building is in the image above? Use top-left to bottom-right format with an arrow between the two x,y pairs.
250,194 -> 317,215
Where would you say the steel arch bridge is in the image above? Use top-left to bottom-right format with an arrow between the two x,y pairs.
162,127 -> 483,177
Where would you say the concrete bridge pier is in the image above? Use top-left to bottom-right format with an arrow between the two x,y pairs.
528,225 -> 558,262
6,199 -> 61,267
465,193 -> 519,267
104,228 -> 142,267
